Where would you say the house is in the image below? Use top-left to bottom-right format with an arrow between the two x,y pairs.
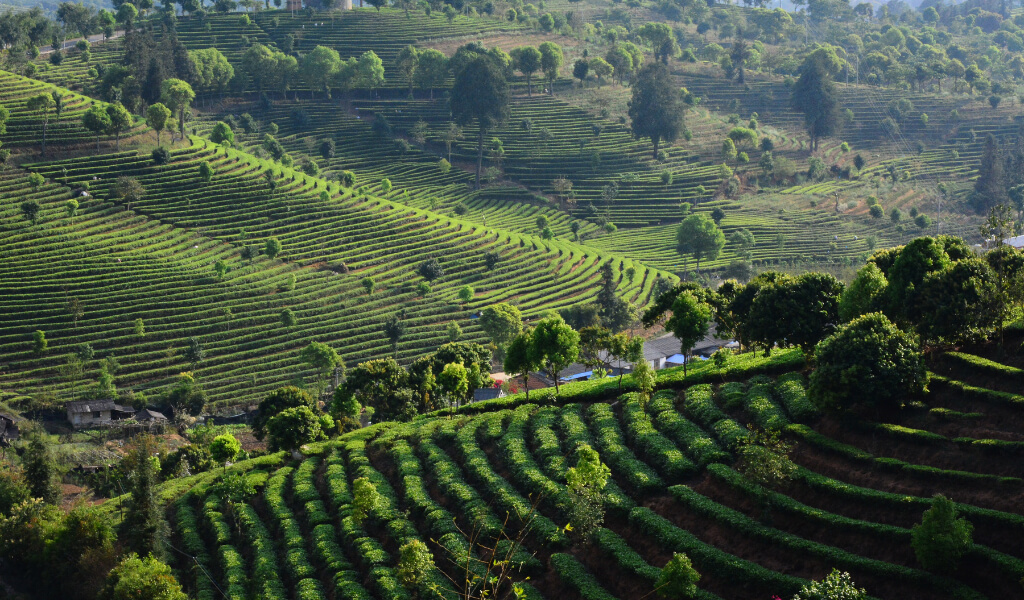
1004,235 -> 1024,250
472,387 -> 507,402
65,400 -> 136,429
0,414 -> 18,448
136,409 -> 168,424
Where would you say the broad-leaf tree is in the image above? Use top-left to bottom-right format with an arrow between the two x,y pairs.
510,46 -> 542,96
539,42 -> 563,95
146,102 -> 171,146
666,291 -> 711,375
529,314 -> 580,394
394,45 -> 420,99
160,78 -> 195,142
451,55 -> 510,189
26,93 -> 56,157
791,55 -> 840,151
676,213 -> 725,274
105,102 -> 133,151
628,62 -> 686,158
809,312 -> 928,415
251,386 -> 315,440
504,330 -> 538,400
82,104 -> 112,150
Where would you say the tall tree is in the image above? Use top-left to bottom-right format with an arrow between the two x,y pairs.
160,78 -> 194,142
105,102 -> 133,151
146,102 -> 171,146
22,426 -> 61,504
82,104 -> 111,150
479,303 -> 523,350
504,330 -> 538,401
974,134 -> 1005,211
26,93 -> 56,157
394,45 -> 420,99
791,57 -> 840,151
538,42 -> 563,95
529,315 -> 580,394
510,46 -> 542,96
451,56 -> 510,189
628,62 -> 686,158
666,291 -> 712,375
414,49 -> 447,100
300,340 -> 344,400
301,45 -> 341,99
120,435 -> 163,557
676,213 -> 725,274
251,386 -> 315,440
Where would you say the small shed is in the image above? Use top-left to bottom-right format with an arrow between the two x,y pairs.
66,400 -> 136,429
472,387 -> 507,402
136,409 -> 168,423
0,414 -> 19,448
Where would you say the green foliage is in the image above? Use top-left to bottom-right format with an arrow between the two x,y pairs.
209,433 -> 241,466
632,360 -> 656,405
120,435 -> 163,558
22,427 -> 60,504
656,552 -> 700,599
912,494 -> 973,572
266,405 -> 323,452
396,538 -> 434,591
629,62 -> 686,158
666,291 -> 711,375
530,315 -> 580,394
809,312 -> 927,413
99,553 -> 187,600
31,329 -> 47,354
735,427 -> 797,490
794,570 -> 867,600
252,386 -> 315,440
352,476 -> 382,525
839,263 -> 887,322
676,213 -> 725,272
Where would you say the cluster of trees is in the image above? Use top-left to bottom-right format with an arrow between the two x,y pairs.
650,233 -> 1024,414
331,341 -> 492,422
0,431 -> 189,600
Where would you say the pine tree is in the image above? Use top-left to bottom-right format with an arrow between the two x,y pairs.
22,427 -> 61,504
120,435 -> 164,558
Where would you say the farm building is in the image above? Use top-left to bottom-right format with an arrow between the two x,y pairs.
0,414 -> 18,448
136,409 -> 168,424
65,400 -> 136,429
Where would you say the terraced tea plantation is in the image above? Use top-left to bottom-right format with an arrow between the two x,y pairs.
0,73 -> 666,409
161,350 -> 1024,600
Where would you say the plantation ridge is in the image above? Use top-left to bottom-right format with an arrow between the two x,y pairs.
2,0 -> 1024,597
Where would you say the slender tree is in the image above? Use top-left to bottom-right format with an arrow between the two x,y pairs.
510,46 -> 542,96
628,62 -> 686,159
451,56 -> 510,189
26,93 -> 56,157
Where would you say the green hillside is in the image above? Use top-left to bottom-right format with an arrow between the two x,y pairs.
148,348 -> 1024,600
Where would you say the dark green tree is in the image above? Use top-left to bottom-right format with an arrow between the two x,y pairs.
791,57 -> 840,151
451,56 -> 510,189
666,291 -> 712,375
504,330 -> 538,401
120,435 -> 164,558
628,62 -> 686,159
22,427 -> 61,504
334,358 -> 415,422
912,494 -> 973,572
251,386 -> 315,440
266,405 -> 324,452
676,213 -> 725,274
809,312 -> 927,415
596,261 -> 632,332
912,259 -> 1000,345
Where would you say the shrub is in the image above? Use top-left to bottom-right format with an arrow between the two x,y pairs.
656,552 -> 699,599
151,147 -> 170,165
794,569 -> 867,600
911,494 -> 973,572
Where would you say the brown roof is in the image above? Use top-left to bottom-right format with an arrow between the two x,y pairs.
66,400 -> 135,414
